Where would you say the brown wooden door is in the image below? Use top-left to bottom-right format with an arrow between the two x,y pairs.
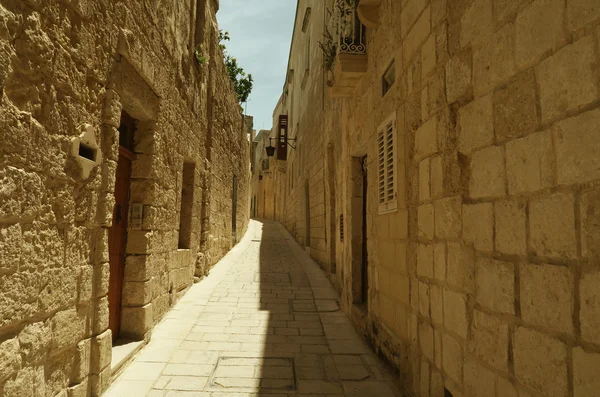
108,146 -> 133,341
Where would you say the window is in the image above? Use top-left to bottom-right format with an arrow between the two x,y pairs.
377,113 -> 397,214
302,7 -> 312,32
178,162 -> 196,249
382,60 -> 396,96
339,214 -> 344,242
302,38 -> 310,90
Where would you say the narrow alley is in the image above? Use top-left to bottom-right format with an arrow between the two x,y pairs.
104,220 -> 402,397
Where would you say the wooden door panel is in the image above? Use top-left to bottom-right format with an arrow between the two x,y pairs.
108,148 -> 133,341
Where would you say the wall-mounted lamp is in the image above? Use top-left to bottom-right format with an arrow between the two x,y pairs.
265,137 -> 296,158
259,171 -> 272,181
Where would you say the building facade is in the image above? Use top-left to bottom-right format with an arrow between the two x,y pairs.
259,0 -> 600,396
0,0 -> 250,395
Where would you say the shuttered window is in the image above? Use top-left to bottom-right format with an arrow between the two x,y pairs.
377,113 -> 398,214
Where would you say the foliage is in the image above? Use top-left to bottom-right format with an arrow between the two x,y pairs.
318,0 -> 356,75
193,45 -> 209,68
318,26 -> 337,73
219,30 -> 253,104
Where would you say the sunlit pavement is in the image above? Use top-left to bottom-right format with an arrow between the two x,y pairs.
104,220 -> 404,397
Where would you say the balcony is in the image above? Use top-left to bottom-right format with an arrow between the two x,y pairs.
325,0 -> 368,97
357,0 -> 381,28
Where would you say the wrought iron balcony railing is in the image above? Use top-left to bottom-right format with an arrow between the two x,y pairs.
331,0 -> 366,55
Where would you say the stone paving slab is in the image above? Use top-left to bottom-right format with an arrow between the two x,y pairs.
104,220 -> 404,397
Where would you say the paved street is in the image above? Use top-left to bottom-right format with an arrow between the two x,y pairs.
105,220 -> 403,397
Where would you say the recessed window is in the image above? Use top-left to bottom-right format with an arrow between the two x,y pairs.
382,60 -> 396,96
377,112 -> 398,214
302,7 -> 312,32
340,214 -> 344,242
178,162 -> 195,249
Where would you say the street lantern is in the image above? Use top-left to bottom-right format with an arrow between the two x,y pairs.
265,144 -> 276,157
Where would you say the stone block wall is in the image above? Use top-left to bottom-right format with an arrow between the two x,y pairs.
0,0 -> 249,395
276,0 -> 600,396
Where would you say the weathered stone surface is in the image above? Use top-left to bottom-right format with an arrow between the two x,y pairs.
404,6 -> 431,65
18,321 -> 50,364
433,242 -> 446,281
443,289 -> 468,338
419,159 -> 430,202
506,129 -> 554,194
462,202 -> 493,251
418,204 -> 434,240
52,308 -> 88,350
473,23 -> 515,94
458,95 -> 494,154
536,35 -> 597,122
434,196 -> 462,239
419,321 -> 434,361
515,0 -> 565,68
421,34 -> 436,78
469,145 -> 506,199
417,243 -> 434,278
0,338 -> 21,383
430,155 -> 443,198
91,330 -> 112,373
0,223 -> 21,275
469,310 -> 509,371
2,367 -> 44,397
493,69 -> 538,143
415,117 -> 438,160
514,327 -> 568,397
463,355 -> 496,397
521,263 -> 574,334
461,0 -> 493,47
581,189 -> 600,260
573,347 -> 600,397
476,258 -> 514,314
73,339 -> 90,383
401,0 -> 429,38
580,272 -> 600,345
553,108 -> 600,185
495,199 -> 527,256
120,303 -> 153,339
529,193 -> 577,259
446,48 -> 472,103
442,332 -> 463,384
567,0 -> 600,31
447,243 -> 475,294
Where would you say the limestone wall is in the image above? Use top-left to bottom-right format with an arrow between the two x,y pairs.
0,0 -> 249,395
277,0 -> 600,396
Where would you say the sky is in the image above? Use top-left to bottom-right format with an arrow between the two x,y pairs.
217,1 -> 298,132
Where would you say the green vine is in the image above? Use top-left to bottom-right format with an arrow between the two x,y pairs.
219,30 -> 254,105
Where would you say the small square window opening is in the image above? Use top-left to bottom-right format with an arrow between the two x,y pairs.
382,60 -> 396,96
